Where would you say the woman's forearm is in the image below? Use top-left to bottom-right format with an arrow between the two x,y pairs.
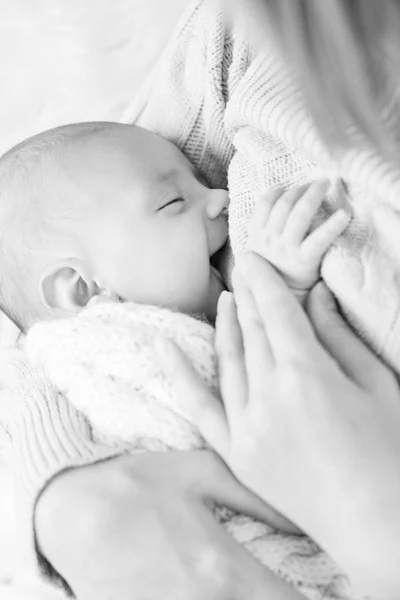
36,451 -> 306,600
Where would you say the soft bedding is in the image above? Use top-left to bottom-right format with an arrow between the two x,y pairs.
0,1 -> 188,597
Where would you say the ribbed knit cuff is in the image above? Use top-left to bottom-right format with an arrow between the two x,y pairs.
1,350 -> 128,591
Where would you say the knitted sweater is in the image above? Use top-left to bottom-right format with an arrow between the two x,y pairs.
2,0 -> 400,590
23,298 -> 362,600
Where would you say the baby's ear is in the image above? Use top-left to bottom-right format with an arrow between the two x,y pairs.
39,259 -> 99,314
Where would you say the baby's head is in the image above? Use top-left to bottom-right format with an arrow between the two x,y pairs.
0,122 -> 229,331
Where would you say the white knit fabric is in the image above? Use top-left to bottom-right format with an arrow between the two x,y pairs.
25,300 -> 362,600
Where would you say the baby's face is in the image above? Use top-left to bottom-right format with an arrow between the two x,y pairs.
69,126 -> 229,320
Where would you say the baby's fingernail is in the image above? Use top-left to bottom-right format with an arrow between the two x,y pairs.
217,291 -> 233,315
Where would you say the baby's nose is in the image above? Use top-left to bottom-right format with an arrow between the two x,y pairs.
206,189 -> 229,219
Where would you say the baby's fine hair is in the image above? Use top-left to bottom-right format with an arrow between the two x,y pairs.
0,121 -> 115,331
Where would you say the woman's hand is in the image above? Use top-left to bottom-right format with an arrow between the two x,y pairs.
35,450 -> 303,600
164,251 -> 400,599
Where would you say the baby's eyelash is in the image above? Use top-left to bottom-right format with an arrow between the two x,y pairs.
161,198 -> 184,209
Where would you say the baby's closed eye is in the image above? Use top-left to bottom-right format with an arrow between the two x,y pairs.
158,197 -> 185,212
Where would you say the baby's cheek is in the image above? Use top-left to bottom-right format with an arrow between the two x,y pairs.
163,260 -> 208,310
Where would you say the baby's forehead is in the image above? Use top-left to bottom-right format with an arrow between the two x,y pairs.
66,127 -> 192,186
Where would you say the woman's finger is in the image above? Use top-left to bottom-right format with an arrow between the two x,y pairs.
160,339 -> 229,456
215,291 -> 248,415
307,282 -> 396,393
232,267 -> 275,389
236,252 -> 316,361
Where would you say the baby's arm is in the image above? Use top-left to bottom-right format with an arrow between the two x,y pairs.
247,180 -> 350,305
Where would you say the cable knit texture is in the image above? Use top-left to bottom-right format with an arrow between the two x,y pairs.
2,0 -> 400,592
25,299 -> 363,600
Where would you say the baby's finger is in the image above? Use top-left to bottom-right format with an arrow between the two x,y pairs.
160,339 -> 229,456
266,184 -> 310,236
236,252 -> 316,361
216,291 -> 248,415
232,265 -> 275,386
301,209 -> 350,262
248,187 -> 285,234
284,179 -> 330,243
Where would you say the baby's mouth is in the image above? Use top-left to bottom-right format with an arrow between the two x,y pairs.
210,265 -> 224,285
210,240 -> 227,270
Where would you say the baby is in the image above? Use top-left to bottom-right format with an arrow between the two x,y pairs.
0,121 -> 348,330
1,122 -> 353,599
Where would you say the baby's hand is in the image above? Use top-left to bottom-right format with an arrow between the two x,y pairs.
247,180 -> 350,300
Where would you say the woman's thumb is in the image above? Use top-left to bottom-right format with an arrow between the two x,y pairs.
159,338 -> 229,456
307,282 -> 388,391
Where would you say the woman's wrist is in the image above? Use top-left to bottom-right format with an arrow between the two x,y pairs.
335,497 -> 400,598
